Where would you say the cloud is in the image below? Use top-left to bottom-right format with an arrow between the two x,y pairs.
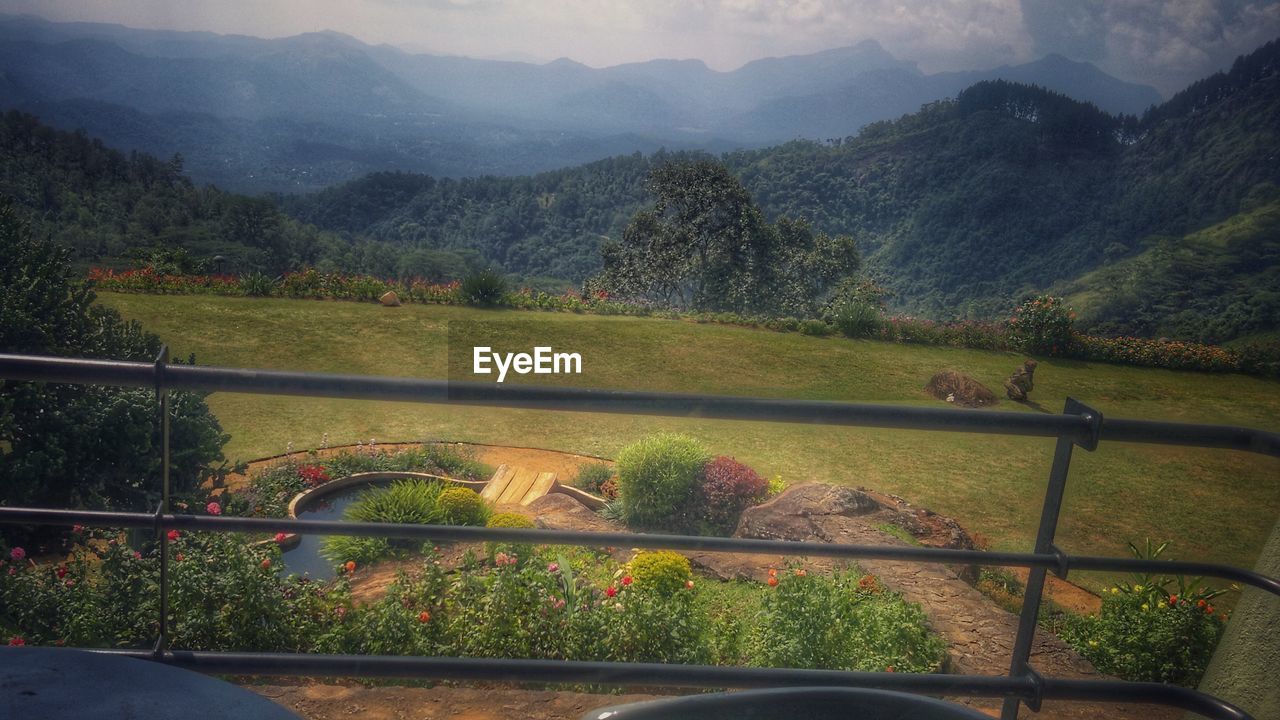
1020,0 -> 1280,95
3,0 -> 1276,93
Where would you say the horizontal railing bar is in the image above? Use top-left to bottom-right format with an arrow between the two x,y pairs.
90,650 -> 1252,720
4,506 -> 1276,596
4,354 -> 1279,456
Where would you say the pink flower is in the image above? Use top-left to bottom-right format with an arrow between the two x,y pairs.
167,530 -> 180,542
206,502 -> 222,516
133,551 -> 142,560
71,524 -> 85,535
547,562 -> 560,573
9,547 -> 25,562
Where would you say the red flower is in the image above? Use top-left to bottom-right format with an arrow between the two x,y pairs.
176,553 -> 184,562
885,665 -> 895,673
72,524 -> 85,535
9,547 -> 25,561
621,575 -> 633,586
261,558 -> 272,569
1205,604 -> 1214,614
418,611 -> 431,623
1197,599 -> 1207,608
55,565 -> 68,579
274,532 -> 288,544
8,637 -> 24,646
1169,595 -> 1178,604
344,560 -> 357,574
167,530 -> 181,542
206,501 -> 222,516
605,586 -> 617,598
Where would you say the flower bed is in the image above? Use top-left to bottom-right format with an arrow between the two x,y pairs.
0,536 -> 945,674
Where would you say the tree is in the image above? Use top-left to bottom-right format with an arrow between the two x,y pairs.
0,202 -> 229,525
593,159 -> 861,316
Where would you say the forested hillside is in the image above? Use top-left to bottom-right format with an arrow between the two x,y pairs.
0,111 -> 483,278
288,39 -> 1280,335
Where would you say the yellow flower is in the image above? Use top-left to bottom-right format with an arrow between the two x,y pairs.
1157,601 -> 1166,609
1110,587 -> 1119,595
1133,585 -> 1143,592
1088,640 -> 1099,648
1141,603 -> 1150,611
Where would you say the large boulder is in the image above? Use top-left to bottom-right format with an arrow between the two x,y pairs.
735,483 -> 880,541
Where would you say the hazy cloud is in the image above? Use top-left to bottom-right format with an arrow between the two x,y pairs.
3,0 -> 1277,94
1020,0 -> 1280,95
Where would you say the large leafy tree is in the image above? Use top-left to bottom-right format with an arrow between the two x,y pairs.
0,201 -> 229,521
593,159 -> 861,315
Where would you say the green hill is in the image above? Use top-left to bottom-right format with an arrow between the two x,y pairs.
287,39 -> 1280,332
1058,193 -> 1280,343
98,292 -> 1280,596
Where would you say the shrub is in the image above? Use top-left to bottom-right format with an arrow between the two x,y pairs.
437,487 -> 490,526
616,434 -> 711,532
460,270 -> 508,307
572,462 -> 615,495
321,479 -> 448,566
240,272 -> 274,297
829,299 -> 882,338
747,568 -> 945,673
1059,540 -> 1229,686
799,319 -> 832,336
1008,295 -> 1076,356
626,551 -> 693,597
484,512 -> 536,562
697,456 -> 768,535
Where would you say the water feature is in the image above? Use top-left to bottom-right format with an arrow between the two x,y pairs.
277,484 -> 370,580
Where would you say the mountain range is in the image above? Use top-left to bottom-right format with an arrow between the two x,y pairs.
0,14 -> 1161,193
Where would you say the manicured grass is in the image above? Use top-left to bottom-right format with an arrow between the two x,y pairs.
99,293 -> 1280,594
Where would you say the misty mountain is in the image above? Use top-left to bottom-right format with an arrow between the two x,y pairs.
0,13 -> 1163,192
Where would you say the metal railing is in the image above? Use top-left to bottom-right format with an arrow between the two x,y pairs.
1,351 -> 1277,720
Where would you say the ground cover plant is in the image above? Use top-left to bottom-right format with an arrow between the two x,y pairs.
97,292 -> 1280,596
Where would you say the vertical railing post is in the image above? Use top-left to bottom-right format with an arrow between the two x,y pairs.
154,345 -> 170,656
1001,398 -> 1100,719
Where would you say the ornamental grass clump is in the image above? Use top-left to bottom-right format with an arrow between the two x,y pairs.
616,433 -> 710,532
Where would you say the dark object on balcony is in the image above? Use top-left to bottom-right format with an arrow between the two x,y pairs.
580,687 -> 990,720
0,646 -> 301,720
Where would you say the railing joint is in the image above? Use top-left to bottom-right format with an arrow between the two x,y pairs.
1049,544 -> 1070,580
1025,665 -> 1045,713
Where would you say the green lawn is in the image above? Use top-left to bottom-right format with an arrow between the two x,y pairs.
99,293 -> 1280,593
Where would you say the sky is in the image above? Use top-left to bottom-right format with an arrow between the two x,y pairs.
4,0 -> 1280,96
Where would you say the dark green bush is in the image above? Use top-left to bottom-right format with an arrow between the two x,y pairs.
830,299 -> 882,338
572,462 -> 614,494
616,434 -> 711,531
799,319 -> 833,336
460,269 -> 508,306
240,271 -> 274,296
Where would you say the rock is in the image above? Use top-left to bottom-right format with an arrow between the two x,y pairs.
379,290 -> 401,307
735,483 -> 880,541
1003,359 -> 1037,401
925,370 -> 997,407
524,492 -> 632,560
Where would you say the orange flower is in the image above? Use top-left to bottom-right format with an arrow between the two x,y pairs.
418,611 -> 431,623
768,568 -> 778,578
794,569 -> 807,577
767,576 -> 778,587
345,560 -> 357,574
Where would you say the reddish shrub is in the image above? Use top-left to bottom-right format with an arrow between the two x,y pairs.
697,456 -> 768,535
